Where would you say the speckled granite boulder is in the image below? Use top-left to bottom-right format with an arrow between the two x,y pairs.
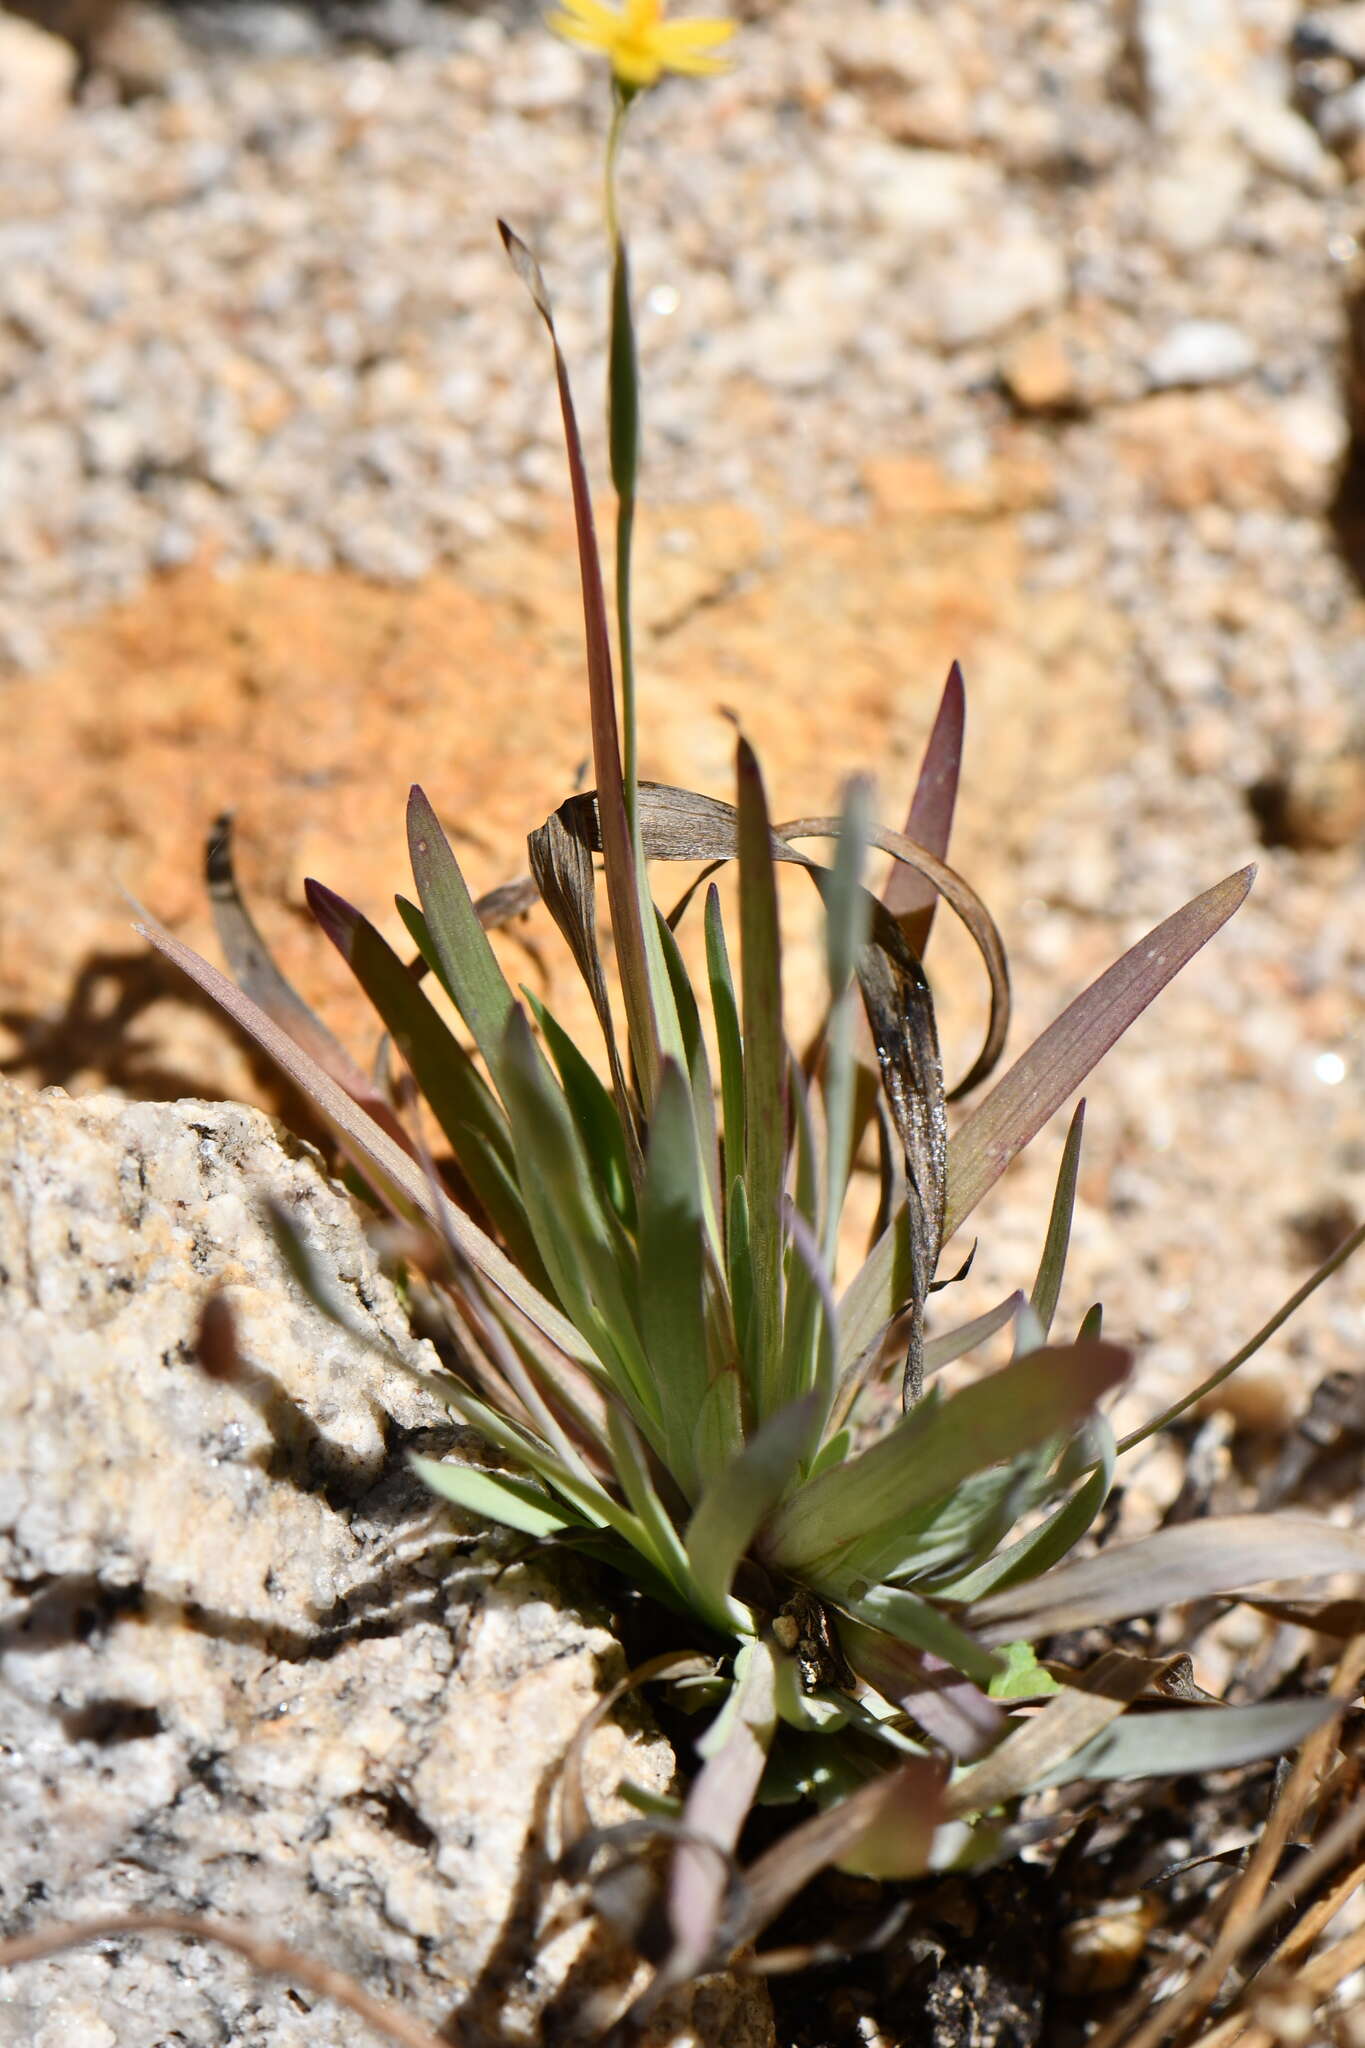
0,1079 -> 773,2047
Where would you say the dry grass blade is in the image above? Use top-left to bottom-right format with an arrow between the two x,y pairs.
1202,1933 -> 1365,2048
852,904 -> 947,1407
778,813 -> 1009,1098
945,1648 -> 1156,1815
0,1911 -> 453,2048
472,874 -> 541,929
1116,1216 -> 1365,1453
558,1650 -> 714,1853
1217,1798 -> 1365,1989
583,783 -> 1008,1100
1091,1630 -> 1365,2048
1244,1594 -> 1365,1637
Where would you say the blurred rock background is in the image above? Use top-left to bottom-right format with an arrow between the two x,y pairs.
3,0 -> 1365,1454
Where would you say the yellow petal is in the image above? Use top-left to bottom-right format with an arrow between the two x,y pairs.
611,43 -> 665,85
548,0 -> 733,85
545,0 -> 621,44
655,14 -> 734,46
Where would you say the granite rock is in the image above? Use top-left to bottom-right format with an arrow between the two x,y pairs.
0,8 -> 76,143
0,1079 -> 773,2047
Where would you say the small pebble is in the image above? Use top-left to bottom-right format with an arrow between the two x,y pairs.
1146,320 -> 1258,389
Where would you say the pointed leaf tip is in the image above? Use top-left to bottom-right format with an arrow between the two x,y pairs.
944,864 -> 1255,1242
498,219 -> 552,321
884,664 -> 968,956
302,876 -> 349,928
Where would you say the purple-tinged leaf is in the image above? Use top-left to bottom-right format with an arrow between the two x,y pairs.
728,1756 -> 944,1946
704,886 -> 746,1201
969,1512 -> 1365,1643
659,1639 -> 779,2003
389,1055 -> 609,1475
499,221 -> 661,1103
205,813 -> 412,1152
883,661 -> 965,958
925,1293 -> 1024,1375
135,916 -> 594,1366
825,1290 -> 1022,1444
839,1621 -> 1004,1760
406,788 -> 519,1084
945,868 -> 1254,1244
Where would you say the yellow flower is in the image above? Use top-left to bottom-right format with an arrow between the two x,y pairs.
548,0 -> 733,90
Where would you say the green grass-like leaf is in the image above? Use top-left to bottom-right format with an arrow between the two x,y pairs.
762,1339 -> 1130,1584
639,1059 -> 725,1492
736,739 -> 788,1415
410,1456 -> 577,1538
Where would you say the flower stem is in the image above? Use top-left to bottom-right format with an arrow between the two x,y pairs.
606,88 -> 641,835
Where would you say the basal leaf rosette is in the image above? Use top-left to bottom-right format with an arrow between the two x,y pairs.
136,44 -> 1365,2013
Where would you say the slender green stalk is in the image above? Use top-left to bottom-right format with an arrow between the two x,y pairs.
604,89 -> 627,243
606,90 -> 640,831
617,489 -> 638,826
820,779 -> 872,1272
